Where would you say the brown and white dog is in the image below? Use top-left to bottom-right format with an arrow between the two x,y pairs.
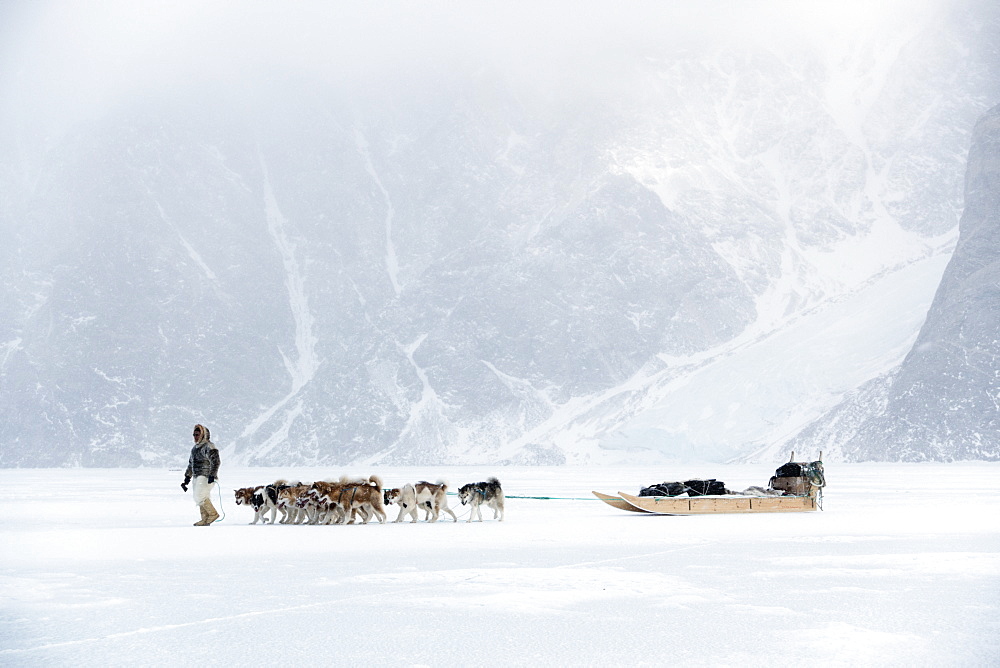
416,481 -> 458,522
276,483 -> 312,524
385,481 -> 457,523
299,480 -> 343,524
301,478 -> 373,525
293,482 -> 330,524
458,477 -> 505,522
234,485 -> 277,524
335,475 -> 386,524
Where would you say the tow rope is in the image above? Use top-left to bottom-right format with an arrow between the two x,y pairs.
443,491 -> 602,501
212,480 -> 226,523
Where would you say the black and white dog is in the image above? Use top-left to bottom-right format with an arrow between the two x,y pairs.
234,485 -> 273,524
458,477 -> 505,522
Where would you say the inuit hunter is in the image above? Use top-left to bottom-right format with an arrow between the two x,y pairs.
181,424 -> 221,526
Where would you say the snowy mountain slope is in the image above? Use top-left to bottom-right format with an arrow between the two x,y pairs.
778,103 -> 1000,462
501,251 -> 953,465
0,1 -> 997,467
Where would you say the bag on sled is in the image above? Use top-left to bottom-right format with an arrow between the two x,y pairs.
683,479 -> 727,496
639,481 -> 687,497
773,462 -> 807,478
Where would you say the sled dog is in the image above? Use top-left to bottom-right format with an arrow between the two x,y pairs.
276,483 -> 311,524
383,485 -> 416,523
303,478 -> 371,524
385,481 -> 457,523
458,477 -> 505,522
234,486 -> 277,524
335,475 -> 386,524
299,480 -> 346,524
415,480 -> 457,522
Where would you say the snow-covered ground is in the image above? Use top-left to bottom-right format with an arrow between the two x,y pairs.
2,463 -> 998,666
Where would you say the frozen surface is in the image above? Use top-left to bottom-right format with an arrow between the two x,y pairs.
1,463 -> 998,666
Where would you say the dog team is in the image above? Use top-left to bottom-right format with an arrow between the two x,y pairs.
233,476 -> 505,525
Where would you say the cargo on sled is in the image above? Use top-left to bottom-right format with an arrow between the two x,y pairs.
592,453 -> 826,515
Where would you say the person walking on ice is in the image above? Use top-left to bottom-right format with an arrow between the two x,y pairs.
181,424 -> 221,526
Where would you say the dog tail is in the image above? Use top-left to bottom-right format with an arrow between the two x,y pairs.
487,476 -> 501,487
369,474 -> 383,490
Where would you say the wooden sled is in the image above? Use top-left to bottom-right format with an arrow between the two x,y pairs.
612,490 -> 818,515
593,452 -> 824,515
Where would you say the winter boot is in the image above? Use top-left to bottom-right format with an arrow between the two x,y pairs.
202,499 -> 220,525
194,504 -> 210,526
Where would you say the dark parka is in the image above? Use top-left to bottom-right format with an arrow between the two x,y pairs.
183,424 -> 220,485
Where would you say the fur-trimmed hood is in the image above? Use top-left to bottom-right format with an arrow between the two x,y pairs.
193,424 -> 211,445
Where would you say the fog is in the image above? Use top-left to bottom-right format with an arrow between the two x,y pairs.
1,0 -> 956,143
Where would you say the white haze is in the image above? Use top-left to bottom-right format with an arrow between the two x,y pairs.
1,0 -> 950,142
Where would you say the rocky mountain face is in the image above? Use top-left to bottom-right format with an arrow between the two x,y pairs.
0,2 -> 997,467
784,104 -> 1000,461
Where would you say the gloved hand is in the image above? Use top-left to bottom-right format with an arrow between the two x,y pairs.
208,476 -> 215,484
181,482 -> 188,492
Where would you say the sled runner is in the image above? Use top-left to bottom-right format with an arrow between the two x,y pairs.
592,490 -> 650,512
593,454 -> 825,515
